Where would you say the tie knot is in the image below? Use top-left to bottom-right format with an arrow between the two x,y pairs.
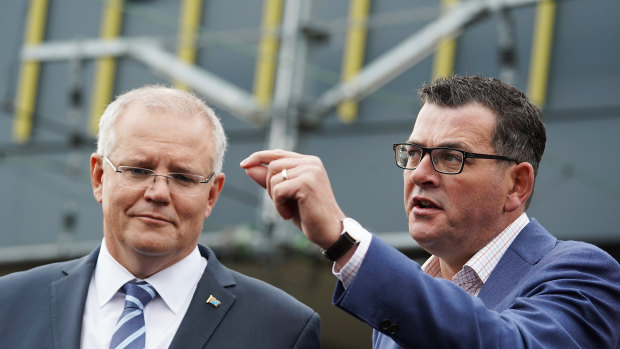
122,281 -> 156,310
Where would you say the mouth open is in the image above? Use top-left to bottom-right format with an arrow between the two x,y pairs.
417,200 -> 436,209
411,198 -> 441,213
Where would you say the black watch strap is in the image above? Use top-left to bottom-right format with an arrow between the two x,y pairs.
322,231 -> 359,262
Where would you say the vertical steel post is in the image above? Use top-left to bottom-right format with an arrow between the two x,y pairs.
259,0 -> 312,246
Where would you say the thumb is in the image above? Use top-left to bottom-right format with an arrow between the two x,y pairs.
244,165 -> 268,189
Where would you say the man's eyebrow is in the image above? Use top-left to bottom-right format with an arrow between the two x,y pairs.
121,157 -> 151,167
168,162 -> 202,174
405,140 -> 467,149
439,142 -> 467,149
119,158 -> 205,174
173,159 -> 216,175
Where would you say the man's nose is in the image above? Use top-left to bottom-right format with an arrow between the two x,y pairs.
150,174 -> 170,185
409,153 -> 438,185
144,175 -> 172,200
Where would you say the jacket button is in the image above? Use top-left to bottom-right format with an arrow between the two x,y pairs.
387,323 -> 399,335
380,319 -> 398,334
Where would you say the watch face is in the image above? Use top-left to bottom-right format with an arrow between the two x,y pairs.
342,218 -> 360,242
322,218 -> 362,261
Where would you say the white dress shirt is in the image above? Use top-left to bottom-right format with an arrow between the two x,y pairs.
80,240 -> 207,349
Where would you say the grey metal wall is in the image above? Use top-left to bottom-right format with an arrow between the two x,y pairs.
2,0 -> 618,249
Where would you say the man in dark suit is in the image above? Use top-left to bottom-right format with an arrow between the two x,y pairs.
0,85 -> 320,348
241,75 -> 620,348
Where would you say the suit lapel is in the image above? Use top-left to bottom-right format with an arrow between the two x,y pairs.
50,248 -> 99,349
169,245 -> 237,349
478,219 -> 556,309
477,248 -> 530,309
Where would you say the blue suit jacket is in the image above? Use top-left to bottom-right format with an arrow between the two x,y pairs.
333,219 -> 620,348
0,244 -> 321,348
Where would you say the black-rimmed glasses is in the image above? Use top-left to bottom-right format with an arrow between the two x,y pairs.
103,156 -> 215,196
393,143 -> 519,175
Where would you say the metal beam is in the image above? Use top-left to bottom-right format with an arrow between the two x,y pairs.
253,0 -> 285,108
496,6 -> 517,84
267,0 -> 311,151
259,0 -> 312,235
528,0 -> 556,106
21,37 -> 134,61
21,38 -> 266,126
338,0 -> 372,123
309,0 -> 550,119
175,0 -> 204,90
130,43 -> 266,125
89,0 -> 125,135
12,0 -> 49,143
432,0 -> 459,80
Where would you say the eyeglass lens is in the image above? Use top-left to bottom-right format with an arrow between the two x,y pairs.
117,167 -> 205,196
395,144 -> 464,174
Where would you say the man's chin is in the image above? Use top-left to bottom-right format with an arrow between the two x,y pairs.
409,222 -> 440,248
134,247 -> 169,257
128,237 -> 175,257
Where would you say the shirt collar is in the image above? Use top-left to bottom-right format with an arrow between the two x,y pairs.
95,239 -> 206,314
422,254 -> 442,278
422,212 -> 529,283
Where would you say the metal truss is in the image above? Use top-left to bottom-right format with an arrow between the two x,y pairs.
22,37 -> 267,126
13,0 -> 551,262
21,0 -> 548,126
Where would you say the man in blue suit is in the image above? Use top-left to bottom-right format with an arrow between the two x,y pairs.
242,75 -> 620,348
0,86 -> 320,348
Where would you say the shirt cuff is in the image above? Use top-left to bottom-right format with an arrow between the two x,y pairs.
331,218 -> 372,289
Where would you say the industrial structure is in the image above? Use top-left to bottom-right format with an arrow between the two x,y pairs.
1,0 -> 619,347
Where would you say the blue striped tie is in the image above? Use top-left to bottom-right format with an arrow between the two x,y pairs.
109,281 -> 157,349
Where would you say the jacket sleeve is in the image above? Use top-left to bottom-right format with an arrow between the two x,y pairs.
332,235 -> 620,349
293,312 -> 321,349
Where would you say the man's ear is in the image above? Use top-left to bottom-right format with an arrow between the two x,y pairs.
204,173 -> 225,219
504,162 -> 535,212
90,153 -> 104,204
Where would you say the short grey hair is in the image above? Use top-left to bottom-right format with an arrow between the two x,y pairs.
96,85 -> 228,172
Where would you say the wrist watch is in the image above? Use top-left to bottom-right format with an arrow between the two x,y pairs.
321,218 -> 360,262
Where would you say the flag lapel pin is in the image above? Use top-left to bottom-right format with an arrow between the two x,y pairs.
206,295 -> 221,308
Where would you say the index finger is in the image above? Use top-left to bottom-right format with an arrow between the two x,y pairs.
239,149 -> 305,169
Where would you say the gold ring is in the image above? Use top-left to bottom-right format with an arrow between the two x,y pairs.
281,169 -> 288,181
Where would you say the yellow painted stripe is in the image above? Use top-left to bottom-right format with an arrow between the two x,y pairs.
527,0 -> 556,106
432,0 -> 459,81
89,0 -> 124,136
338,0 -> 372,123
253,0 -> 284,108
13,0 -> 49,143
175,0 -> 204,90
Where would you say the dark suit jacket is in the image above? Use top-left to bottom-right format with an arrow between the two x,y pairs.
333,219 -> 620,348
0,244 -> 321,348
